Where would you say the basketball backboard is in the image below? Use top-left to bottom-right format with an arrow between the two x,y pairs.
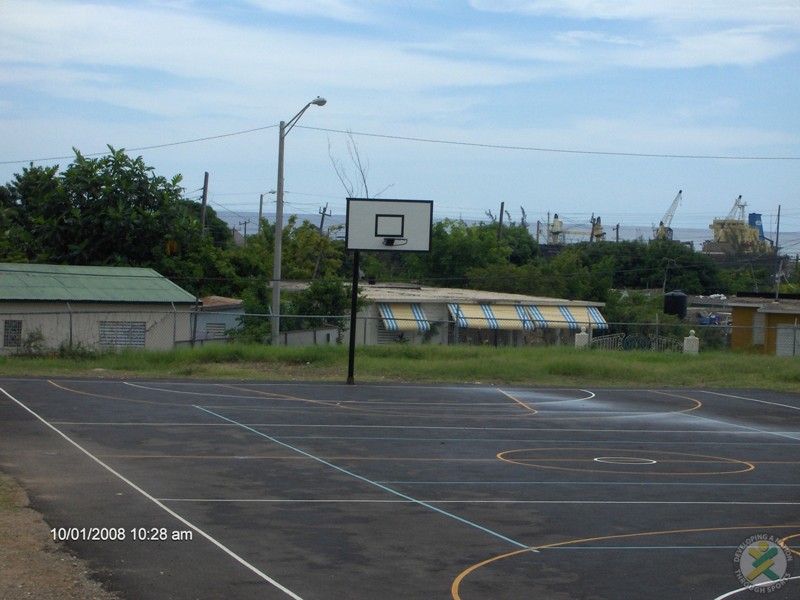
345,198 -> 433,252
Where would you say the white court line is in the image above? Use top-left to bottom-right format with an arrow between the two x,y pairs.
194,405 -> 533,551
0,386 -> 306,600
713,576 -> 800,599
157,498 -> 800,506
46,421 -> 800,434
678,406 -> 800,443
699,390 -> 800,412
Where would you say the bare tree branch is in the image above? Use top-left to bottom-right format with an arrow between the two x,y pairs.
327,130 -> 393,199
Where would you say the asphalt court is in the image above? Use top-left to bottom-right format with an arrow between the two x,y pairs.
1,378 -> 799,599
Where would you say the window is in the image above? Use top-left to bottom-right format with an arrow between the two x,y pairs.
99,321 -> 146,349
3,320 -> 22,348
206,323 -> 227,339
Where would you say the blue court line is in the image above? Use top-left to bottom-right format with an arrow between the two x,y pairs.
377,480 -> 800,487
194,405 -> 533,551
544,545 -> 740,550
273,435 -> 799,447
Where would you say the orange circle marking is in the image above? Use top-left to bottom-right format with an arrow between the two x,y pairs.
452,525 -> 800,600
497,447 -> 755,476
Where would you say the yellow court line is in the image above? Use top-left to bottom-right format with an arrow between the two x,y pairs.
451,524 -> 800,600
781,533 -> 800,556
97,454 -> 501,462
650,390 -> 703,413
497,448 -> 756,476
214,386 -> 543,421
48,380 -> 187,407
218,384 -> 351,410
496,389 -> 538,414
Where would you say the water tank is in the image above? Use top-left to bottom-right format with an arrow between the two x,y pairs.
664,290 -> 688,319
748,213 -> 765,239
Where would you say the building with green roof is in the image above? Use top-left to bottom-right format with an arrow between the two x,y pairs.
1,263 -> 197,353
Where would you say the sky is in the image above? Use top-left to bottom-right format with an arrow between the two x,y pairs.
1,0 -> 799,241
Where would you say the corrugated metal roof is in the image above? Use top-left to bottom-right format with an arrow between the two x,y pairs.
0,263 -> 197,304
357,283 -> 604,307
281,281 -> 605,307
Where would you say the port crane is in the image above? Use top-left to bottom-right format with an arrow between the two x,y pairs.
653,190 -> 682,241
547,213 -> 605,245
724,195 -> 746,220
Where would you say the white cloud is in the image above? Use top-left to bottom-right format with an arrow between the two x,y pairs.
241,0 -> 371,22
0,0 -> 538,121
468,0 -> 800,25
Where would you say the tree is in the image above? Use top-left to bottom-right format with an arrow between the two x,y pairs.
288,279 -> 357,332
280,216 -> 344,280
2,148 -> 234,294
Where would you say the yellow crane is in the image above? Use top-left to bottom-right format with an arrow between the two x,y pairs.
547,213 -> 605,245
653,190 -> 682,241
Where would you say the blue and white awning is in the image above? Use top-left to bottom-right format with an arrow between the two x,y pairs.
448,304 -> 529,330
378,303 -> 430,332
447,303 -> 608,330
524,305 -> 608,330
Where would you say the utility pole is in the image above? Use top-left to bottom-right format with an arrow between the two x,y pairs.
258,193 -> 264,235
313,203 -> 333,280
239,220 -> 250,238
200,171 -> 209,235
498,202 -> 505,240
318,203 -> 332,232
774,204 -> 782,302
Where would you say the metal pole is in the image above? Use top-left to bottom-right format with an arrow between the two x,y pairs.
258,193 -> 264,235
268,98 -> 326,345
200,171 -> 209,235
347,250 -> 360,384
271,120 -> 286,345
774,204 -> 781,302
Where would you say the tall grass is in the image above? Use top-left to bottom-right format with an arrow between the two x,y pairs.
0,344 -> 797,392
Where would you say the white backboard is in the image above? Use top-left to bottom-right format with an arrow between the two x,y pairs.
345,198 -> 433,252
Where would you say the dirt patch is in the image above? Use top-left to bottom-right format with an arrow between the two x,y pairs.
0,473 -> 121,600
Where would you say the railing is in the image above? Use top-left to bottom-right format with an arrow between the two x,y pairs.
0,308 -> 792,355
589,332 -> 684,352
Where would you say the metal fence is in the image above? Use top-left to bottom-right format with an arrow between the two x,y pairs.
1,309 -> 797,356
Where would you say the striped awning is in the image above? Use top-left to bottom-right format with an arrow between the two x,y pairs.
447,303 -> 608,331
448,304 -> 530,330
490,304 -> 531,331
524,305 -> 578,329
378,303 -> 430,332
525,305 -> 608,330
567,305 -> 609,330
449,303 -> 494,329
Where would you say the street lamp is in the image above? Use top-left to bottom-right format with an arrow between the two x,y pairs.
271,96 -> 327,345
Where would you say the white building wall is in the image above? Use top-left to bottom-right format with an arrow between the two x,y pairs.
0,302 -> 194,353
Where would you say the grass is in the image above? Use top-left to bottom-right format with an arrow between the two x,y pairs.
0,344 -> 798,392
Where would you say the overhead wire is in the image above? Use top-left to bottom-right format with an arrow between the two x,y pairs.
3,122 -> 800,166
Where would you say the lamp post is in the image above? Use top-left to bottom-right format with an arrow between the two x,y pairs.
271,97 -> 327,345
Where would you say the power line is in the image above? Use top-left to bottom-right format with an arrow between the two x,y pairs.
0,125 -> 280,166
301,125 -> 800,161
4,121 -> 800,166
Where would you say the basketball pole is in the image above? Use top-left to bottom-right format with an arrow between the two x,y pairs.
346,250 -> 360,384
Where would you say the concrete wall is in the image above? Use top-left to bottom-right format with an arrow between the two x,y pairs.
730,306 -> 758,351
0,302 -> 194,354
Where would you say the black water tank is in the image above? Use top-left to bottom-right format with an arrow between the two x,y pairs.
664,290 -> 688,319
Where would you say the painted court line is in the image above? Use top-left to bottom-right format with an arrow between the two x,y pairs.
194,405 -> 533,551
46,420 -> 800,437
158,498 -> 800,506
699,390 -> 800,412
678,409 -> 800,443
379,480 -> 800,487
713,576 -> 800,599
0,386 -> 307,600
